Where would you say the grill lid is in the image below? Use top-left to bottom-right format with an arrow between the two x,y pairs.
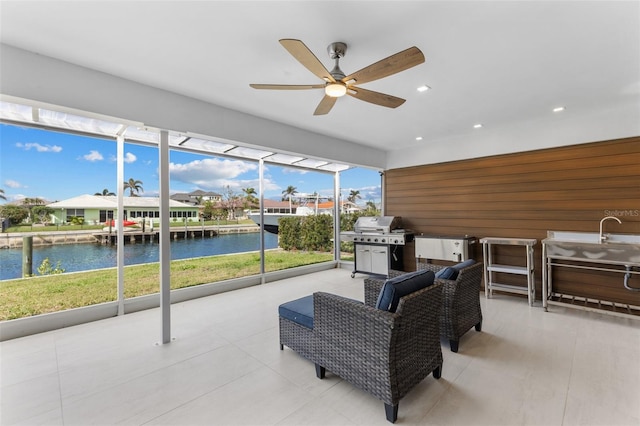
354,216 -> 402,234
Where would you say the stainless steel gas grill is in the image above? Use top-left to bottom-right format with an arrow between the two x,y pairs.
340,216 -> 414,277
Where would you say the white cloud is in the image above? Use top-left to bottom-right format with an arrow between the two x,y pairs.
282,166 -> 309,175
124,152 -> 137,163
4,179 -> 23,189
16,142 -> 62,152
169,158 -> 257,190
82,150 -> 104,162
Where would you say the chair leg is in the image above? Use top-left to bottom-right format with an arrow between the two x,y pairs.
384,403 -> 398,423
315,364 -> 326,379
279,343 -> 284,350
433,363 -> 442,379
475,320 -> 482,332
449,339 -> 459,353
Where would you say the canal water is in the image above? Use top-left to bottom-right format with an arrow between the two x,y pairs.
0,232 -> 279,281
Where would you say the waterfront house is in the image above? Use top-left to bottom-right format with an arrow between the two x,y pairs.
170,190 -> 223,206
47,194 -> 200,225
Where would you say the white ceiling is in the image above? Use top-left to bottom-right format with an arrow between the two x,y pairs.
1,1 -> 639,155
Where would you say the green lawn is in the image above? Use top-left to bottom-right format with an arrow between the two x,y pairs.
0,250 -> 335,321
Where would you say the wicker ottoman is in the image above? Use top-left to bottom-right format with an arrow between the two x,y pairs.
278,295 -> 316,361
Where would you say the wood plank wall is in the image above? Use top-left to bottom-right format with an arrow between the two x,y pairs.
384,136 -> 640,305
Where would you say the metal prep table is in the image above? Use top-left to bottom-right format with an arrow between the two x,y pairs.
481,237 -> 537,306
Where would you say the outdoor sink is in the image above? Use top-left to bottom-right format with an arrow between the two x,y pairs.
543,231 -> 640,266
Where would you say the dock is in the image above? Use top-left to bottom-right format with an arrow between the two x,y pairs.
94,224 -> 260,245
1,224 -> 260,248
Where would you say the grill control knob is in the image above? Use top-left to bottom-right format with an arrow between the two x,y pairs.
374,238 -> 378,242
367,238 -> 371,242
381,238 -> 386,243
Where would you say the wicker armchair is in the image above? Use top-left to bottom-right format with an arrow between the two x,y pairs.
315,283 -> 442,423
280,282 -> 443,423
365,262 -> 483,353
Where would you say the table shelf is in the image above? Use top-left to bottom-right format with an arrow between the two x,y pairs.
481,237 -> 537,306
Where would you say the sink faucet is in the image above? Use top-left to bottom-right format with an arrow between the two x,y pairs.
599,216 -> 622,242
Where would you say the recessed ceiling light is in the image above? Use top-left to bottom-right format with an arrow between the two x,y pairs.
417,85 -> 430,92
416,136 -> 423,141
473,124 -> 483,129
553,106 -> 565,112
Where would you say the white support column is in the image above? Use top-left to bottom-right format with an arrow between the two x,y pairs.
159,130 -> 171,344
334,171 -> 341,263
380,171 -> 386,214
116,135 -> 125,316
259,159 -> 265,282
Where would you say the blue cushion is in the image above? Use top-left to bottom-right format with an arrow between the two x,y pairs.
436,259 -> 476,280
435,267 -> 457,280
375,270 -> 436,313
279,295 -> 314,329
453,259 -> 476,271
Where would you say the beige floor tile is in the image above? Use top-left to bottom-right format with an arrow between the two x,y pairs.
1,269 -> 638,426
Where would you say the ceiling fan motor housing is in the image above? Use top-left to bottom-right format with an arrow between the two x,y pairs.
327,42 -> 347,80
327,42 -> 347,59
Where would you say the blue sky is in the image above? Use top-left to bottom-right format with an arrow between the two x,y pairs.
0,123 -> 381,205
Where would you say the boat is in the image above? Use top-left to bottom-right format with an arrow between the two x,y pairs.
247,195 -> 331,234
102,219 -> 139,232
105,219 -> 137,227
248,206 -> 316,234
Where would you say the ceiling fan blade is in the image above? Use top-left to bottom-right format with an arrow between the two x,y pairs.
313,95 -> 338,115
279,39 -> 335,83
347,86 -> 406,108
342,46 -> 425,85
250,84 -> 324,90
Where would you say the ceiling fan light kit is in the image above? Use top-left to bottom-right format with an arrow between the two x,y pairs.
250,39 -> 425,115
325,83 -> 347,97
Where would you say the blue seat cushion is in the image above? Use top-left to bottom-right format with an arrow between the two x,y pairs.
435,267 -> 457,280
279,295 -> 314,329
435,259 -> 476,280
375,269 -> 436,313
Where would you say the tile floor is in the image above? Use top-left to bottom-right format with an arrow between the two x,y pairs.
1,268 -> 639,425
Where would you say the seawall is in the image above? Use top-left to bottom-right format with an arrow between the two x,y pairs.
0,224 -> 261,249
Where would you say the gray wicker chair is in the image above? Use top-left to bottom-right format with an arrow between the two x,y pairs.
280,282 -> 443,423
365,262 -> 483,353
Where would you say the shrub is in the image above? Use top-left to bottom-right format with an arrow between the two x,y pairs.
279,216 -> 303,250
68,216 -> 85,225
279,212 -> 380,253
37,258 -> 66,275
301,214 -> 333,251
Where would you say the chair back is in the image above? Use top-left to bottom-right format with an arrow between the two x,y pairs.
393,281 -> 443,353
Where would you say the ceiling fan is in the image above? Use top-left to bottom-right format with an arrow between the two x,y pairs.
250,39 -> 425,116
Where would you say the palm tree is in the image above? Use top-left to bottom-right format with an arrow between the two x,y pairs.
95,188 -> 115,196
0,188 -> 6,201
21,197 -> 45,206
347,190 -> 361,204
281,185 -> 297,212
123,178 -> 144,197
281,185 -> 297,201
242,187 -> 258,209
